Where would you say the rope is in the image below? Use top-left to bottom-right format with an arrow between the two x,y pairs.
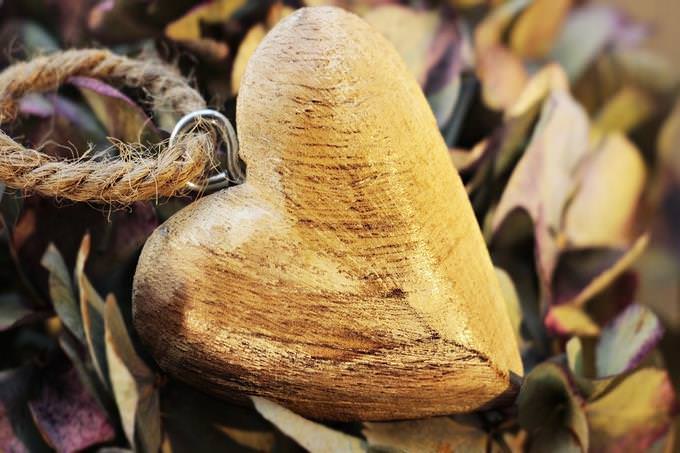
0,49 -> 216,203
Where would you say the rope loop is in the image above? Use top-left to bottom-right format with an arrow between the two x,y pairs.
0,49 -> 221,203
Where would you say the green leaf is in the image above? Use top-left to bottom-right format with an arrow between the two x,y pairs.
70,76 -> 161,144
252,397 -> 366,453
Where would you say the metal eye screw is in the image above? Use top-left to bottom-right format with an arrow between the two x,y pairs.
170,109 -> 245,192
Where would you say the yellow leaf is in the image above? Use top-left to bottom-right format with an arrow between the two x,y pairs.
217,426 -> 276,452
510,0 -> 572,59
252,398 -> 365,453
565,133 -> 646,248
363,6 -> 439,85
165,0 -> 247,41
594,87 -> 655,133
231,25 -> 267,95
496,267 -> 522,343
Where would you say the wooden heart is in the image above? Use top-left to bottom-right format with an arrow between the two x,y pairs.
133,6 -> 523,421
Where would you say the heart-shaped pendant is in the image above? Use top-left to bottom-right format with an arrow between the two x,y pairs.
133,6 -> 522,421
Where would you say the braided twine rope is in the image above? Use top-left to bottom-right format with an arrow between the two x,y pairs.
0,49 -> 216,203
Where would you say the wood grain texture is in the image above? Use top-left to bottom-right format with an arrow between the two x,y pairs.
133,6 -> 523,421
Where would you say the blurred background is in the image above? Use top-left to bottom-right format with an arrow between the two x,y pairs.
600,0 -> 680,67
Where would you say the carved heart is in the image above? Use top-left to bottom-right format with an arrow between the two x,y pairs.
133,6 -> 523,421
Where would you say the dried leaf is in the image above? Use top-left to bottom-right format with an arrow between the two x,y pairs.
0,367 -> 51,453
162,381 -> 275,452
593,86 -> 656,133
564,133 -> 646,248
551,5 -> 638,81
509,0 -> 571,60
105,293 -> 160,453
217,426 -> 276,452
475,0 -> 530,53
0,293 -> 38,332
28,364 -> 115,453
545,304 -> 600,337
363,418 -> 488,453
518,363 -> 588,452
164,0 -> 247,60
496,267 -> 522,343
231,24 -> 267,95
596,304 -> 663,377
252,397 -> 365,453
70,76 -> 161,144
41,244 -> 84,341
552,235 -> 649,307
76,234 -> 109,386
493,88 -> 590,286
586,368 -> 676,452
477,45 -> 528,111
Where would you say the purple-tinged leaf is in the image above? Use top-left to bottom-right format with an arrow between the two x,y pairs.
493,88 -> 590,292
28,365 -> 115,453
596,304 -> 663,378
0,367 -> 50,453
552,235 -> 648,307
69,76 -> 161,144
545,304 -> 600,338
586,368 -> 677,452
551,5 -> 648,81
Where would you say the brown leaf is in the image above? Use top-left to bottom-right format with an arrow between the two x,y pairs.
104,293 -> 160,453
76,234 -> 109,386
363,417 -> 488,453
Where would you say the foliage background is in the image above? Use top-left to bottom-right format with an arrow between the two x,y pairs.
0,0 -> 679,452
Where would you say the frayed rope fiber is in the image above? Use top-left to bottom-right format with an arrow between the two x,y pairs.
0,49 -> 217,203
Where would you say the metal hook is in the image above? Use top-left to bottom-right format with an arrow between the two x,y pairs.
170,109 -> 245,192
